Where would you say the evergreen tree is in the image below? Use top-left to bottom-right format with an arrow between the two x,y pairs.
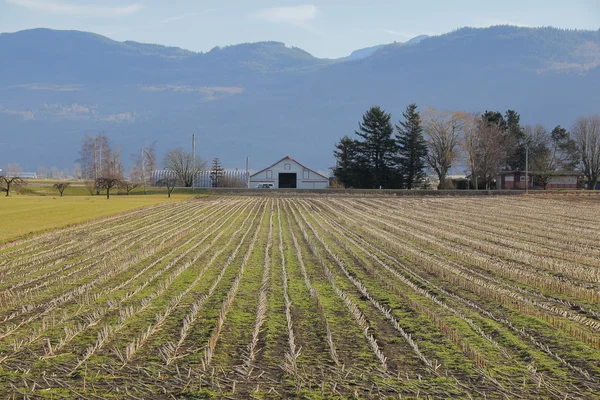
355,106 -> 397,188
482,109 -> 525,170
505,110 -> 526,170
395,104 -> 428,189
210,157 -> 224,188
333,136 -> 359,188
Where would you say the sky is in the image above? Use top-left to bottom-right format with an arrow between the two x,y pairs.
1,0 -> 599,58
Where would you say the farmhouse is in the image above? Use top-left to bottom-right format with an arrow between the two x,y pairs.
249,156 -> 329,189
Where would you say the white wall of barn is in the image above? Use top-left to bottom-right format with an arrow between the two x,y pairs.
249,158 -> 329,189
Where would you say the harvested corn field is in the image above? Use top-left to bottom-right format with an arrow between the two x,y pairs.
0,195 -> 599,398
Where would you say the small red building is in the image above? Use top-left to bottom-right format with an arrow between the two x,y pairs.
497,171 -> 580,190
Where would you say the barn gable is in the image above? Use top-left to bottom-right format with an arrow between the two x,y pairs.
249,156 -> 329,189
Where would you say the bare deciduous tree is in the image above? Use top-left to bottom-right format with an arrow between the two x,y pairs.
0,176 -> 25,196
6,163 -> 23,177
96,178 -> 121,199
572,115 -> 600,190
119,180 -> 140,195
460,113 -> 480,189
423,108 -> 463,189
78,133 -> 112,194
163,148 -> 206,187
95,146 -> 124,199
526,125 -> 578,190
478,118 -> 511,189
157,176 -> 177,198
38,166 -> 48,179
130,142 -> 156,194
53,182 -> 71,197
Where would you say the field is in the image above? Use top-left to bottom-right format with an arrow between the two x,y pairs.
0,194 -> 195,242
0,195 -> 599,398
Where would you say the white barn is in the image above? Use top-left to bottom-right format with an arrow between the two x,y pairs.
249,156 -> 329,189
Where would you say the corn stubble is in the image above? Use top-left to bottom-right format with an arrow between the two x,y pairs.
0,195 -> 598,398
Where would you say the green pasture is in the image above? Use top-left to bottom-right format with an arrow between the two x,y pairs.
0,193 -> 195,243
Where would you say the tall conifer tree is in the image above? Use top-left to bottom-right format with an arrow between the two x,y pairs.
355,106 -> 397,188
396,104 -> 428,189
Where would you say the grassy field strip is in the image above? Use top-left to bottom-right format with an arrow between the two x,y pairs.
0,200 -> 197,268
0,201 -> 197,285
4,205 -> 183,276
0,200 -> 249,362
0,201 -> 215,297
0,200 -> 225,318
0,195 -> 195,243
317,199 -> 599,387
0,199 -> 243,340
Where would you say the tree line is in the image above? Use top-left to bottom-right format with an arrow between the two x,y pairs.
2,133 -> 247,197
333,105 -> 599,190
74,133 -> 243,198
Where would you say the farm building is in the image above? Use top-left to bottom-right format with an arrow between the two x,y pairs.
249,156 -> 329,189
497,171 -> 580,190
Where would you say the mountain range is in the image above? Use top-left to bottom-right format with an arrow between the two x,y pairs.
1,26 -> 599,173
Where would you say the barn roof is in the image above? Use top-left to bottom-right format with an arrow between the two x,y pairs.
250,156 -> 329,180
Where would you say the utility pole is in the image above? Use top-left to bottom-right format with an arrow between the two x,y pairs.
192,134 -> 196,192
525,142 -> 529,194
246,157 -> 249,188
141,147 -> 146,194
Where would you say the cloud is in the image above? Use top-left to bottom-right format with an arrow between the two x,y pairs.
5,0 -> 144,17
0,107 -> 35,120
103,112 -> 136,123
252,4 -> 317,25
160,12 -> 196,24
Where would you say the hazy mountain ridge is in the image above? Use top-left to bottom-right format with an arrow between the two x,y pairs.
0,26 -> 598,172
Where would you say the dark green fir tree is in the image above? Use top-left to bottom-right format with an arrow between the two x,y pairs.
396,104 -> 428,189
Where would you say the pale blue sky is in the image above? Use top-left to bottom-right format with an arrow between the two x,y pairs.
1,0 -> 599,58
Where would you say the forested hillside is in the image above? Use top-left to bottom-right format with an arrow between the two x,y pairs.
0,26 -> 598,171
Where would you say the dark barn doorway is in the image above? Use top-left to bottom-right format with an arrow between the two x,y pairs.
279,173 -> 297,188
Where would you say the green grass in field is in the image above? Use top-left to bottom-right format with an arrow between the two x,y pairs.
0,194 -> 195,243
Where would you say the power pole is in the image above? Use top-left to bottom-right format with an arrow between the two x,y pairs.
141,147 -> 146,194
192,134 -> 196,192
246,157 -> 249,188
525,143 -> 529,194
